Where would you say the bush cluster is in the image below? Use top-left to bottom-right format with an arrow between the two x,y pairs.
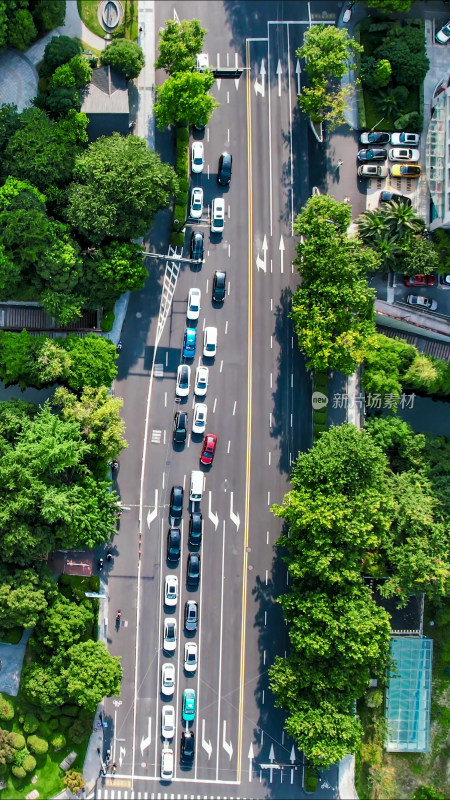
363,333 -> 450,399
171,124 -> 190,246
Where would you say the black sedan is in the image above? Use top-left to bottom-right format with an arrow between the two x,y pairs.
190,231 -> 204,261
359,131 -> 390,145
173,411 -> 188,444
169,485 -> 183,519
357,148 -> 388,162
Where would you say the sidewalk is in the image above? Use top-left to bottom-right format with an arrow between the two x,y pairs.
26,2 -> 106,66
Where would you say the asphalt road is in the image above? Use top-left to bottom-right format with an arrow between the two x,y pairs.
98,2 -> 339,798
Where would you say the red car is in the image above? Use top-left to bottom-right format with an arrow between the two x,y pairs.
403,275 -> 435,287
200,434 -> 217,465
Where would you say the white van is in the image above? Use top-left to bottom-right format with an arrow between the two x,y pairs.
190,470 -> 204,502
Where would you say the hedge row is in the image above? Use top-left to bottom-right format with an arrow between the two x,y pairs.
171,124 -> 190,247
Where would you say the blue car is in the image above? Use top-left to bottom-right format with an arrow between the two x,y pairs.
183,328 -> 196,359
182,688 -> 196,722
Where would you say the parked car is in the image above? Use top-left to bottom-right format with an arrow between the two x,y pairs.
164,574 -> 178,607
180,731 -> 195,765
211,197 -> 225,233
212,269 -> 226,302
162,705 -> 175,740
187,288 -> 201,320
190,231 -> 204,261
167,527 -> 181,562
406,294 -> 438,310
169,486 -> 183,519
388,148 -> 420,162
163,618 -> 177,652
161,746 -> 174,780
196,52 -> 209,70
188,511 -> 203,546
176,364 -> 190,397
358,165 -> 388,178
436,20 -> 450,44
440,274 -> 450,285
194,365 -> 209,396
161,663 -> 175,696
184,599 -> 198,632
390,132 -> 420,146
187,553 -> 200,587
203,326 -> 217,357
192,403 -> 207,434
357,148 -> 388,162
173,411 -> 188,443
183,327 -> 196,359
184,641 -> 198,673
200,433 -> 217,465
217,152 -> 232,185
359,131 -> 390,145
191,141 -> 204,173
182,689 -> 196,722
390,164 -> 421,178
403,275 -> 435,287
190,187 -> 203,219
379,190 -> 411,206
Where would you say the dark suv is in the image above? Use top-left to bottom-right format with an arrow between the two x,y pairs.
167,528 -> 181,563
186,553 -> 200,587
180,730 -> 195,765
212,270 -> 226,303
190,231 -> 204,261
217,152 -> 232,185
169,485 -> 183,519
188,512 -> 203,546
173,411 -> 188,443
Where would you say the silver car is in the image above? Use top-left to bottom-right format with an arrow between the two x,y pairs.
190,187 -> 203,219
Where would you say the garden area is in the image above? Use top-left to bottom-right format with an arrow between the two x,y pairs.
78,0 -> 138,40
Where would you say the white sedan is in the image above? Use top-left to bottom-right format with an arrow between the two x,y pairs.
191,141 -> 204,173
211,197 -> 225,233
194,365 -> 209,396
160,746 -> 173,780
187,288 -> 201,320
203,326 -> 217,358
192,402 -> 207,434
190,187 -> 203,219
161,705 -> 175,740
388,148 -> 420,162
163,618 -> 177,652
176,364 -> 190,398
184,642 -> 198,673
161,663 -> 175,697
164,575 -> 178,607
390,132 -> 420,146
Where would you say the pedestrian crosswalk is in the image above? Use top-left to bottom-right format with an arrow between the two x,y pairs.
96,792 -> 247,800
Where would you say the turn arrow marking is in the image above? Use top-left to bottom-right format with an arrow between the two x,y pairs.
254,59 -> 266,97
230,492 -> 240,531
139,717 -> 151,754
256,234 -> 268,272
202,719 -> 212,759
222,720 -> 233,759
147,489 -> 158,526
208,491 -> 219,530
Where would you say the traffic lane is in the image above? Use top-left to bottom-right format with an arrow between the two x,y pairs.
248,40 -> 272,253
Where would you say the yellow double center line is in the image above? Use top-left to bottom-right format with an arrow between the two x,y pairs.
236,38 -> 254,782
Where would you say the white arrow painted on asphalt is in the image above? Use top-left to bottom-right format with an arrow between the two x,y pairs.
173,7 -> 180,22
222,720 -> 233,759
208,491 -> 219,530
235,53 -> 240,91
119,745 -> 126,766
230,492 -> 240,531
256,234 -> 268,272
295,59 -> 301,95
147,489 -> 158,526
140,716 -> 151,754
279,235 -> 285,273
254,59 -> 266,97
202,719 -> 212,759
290,744 -> 296,763
276,59 -> 283,97
248,742 -> 254,781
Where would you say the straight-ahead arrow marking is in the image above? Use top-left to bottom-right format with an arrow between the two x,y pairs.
202,719 -> 212,759
295,59 -> 301,95
173,7 -> 180,22
254,59 -> 266,97
248,742 -> 254,782
140,717 -> 151,754
208,492 -> 219,530
276,59 -> 282,97
230,492 -> 240,531
279,235 -> 285,273
290,743 -> 296,763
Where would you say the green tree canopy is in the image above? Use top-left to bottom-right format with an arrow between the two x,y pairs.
374,23 -> 429,86
154,71 -> 219,129
154,17 -> 207,75
41,34 -> 82,78
64,640 -> 122,711
0,564 -> 55,631
32,0 -> 66,32
100,38 -> 145,80
33,594 -> 92,656
66,133 -> 178,243
49,55 -> 92,90
7,8 -> 37,51
21,661 -> 67,708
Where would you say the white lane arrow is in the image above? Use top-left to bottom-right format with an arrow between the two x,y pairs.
290,744 -> 296,763
119,745 -> 126,766
268,743 -> 275,782
147,489 -> 158,526
202,719 -> 212,759
295,59 -> 301,95
248,742 -> 254,781
254,59 -> 266,97
230,492 -> 240,531
279,235 -> 285,273
208,491 -> 219,530
235,53 -> 240,91
173,7 -> 180,22
140,717 -> 151,754
276,59 -> 283,97
222,720 -> 233,759
256,234 -> 268,272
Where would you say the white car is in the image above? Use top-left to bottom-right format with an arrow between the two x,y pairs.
390,132 -> 420,146
196,52 -> 209,71
176,364 -> 190,398
194,365 -> 209,396
191,141 -> 204,173
388,148 -> 420,162
187,288 -> 201,320
203,327 -> 217,358
160,746 -> 173,780
190,187 -> 203,219
192,402 -> 207,434
163,617 -> 177,652
211,197 -> 225,233
164,575 -> 178,607
184,642 -> 198,673
161,705 -> 175,740
161,663 -> 175,697
406,294 -> 438,311
436,20 -> 450,44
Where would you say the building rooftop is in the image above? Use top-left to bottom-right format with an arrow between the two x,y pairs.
385,636 -> 433,753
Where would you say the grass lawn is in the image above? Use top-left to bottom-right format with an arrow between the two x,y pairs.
304,764 -> 319,793
78,0 -> 104,39
78,0 -> 138,41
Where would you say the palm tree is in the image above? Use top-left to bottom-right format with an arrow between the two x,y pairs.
382,200 -> 425,241
357,209 -> 389,244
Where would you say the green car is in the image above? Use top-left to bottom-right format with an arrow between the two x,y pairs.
182,688 -> 196,722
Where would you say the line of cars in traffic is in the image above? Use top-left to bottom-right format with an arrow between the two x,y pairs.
160,140 -> 232,782
357,131 -> 421,179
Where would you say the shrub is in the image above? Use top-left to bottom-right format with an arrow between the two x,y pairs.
22,753 -> 37,772
51,733 -> 66,750
59,716 -> 73,729
27,735 -> 48,755
177,178 -> 189,194
9,733 -> 25,750
101,310 -> 115,332
100,39 -> 145,80
173,204 -> 187,227
39,711 -> 51,722
176,126 -> 189,143
0,694 -> 14,721
48,718 -> 59,731
64,770 -> 85,794
175,192 -> 189,206
62,705 -> 79,718
23,713 -> 39,734
170,232 -> 185,247
68,716 -> 92,744
11,765 -> 26,779
393,111 -> 423,132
